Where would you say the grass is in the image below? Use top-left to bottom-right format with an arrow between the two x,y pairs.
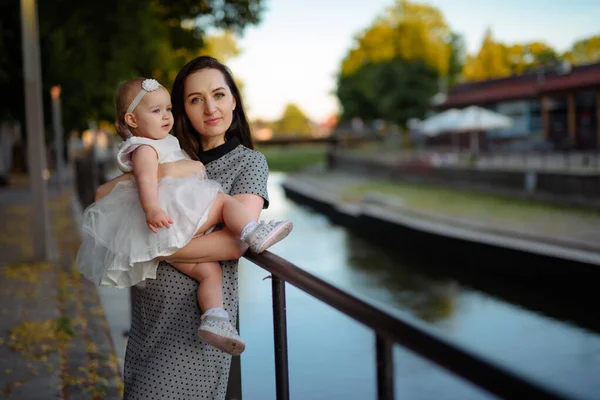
342,180 -> 600,231
258,145 -> 327,172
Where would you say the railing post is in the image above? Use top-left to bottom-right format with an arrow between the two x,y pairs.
226,309 -> 243,399
272,276 -> 290,400
376,335 -> 394,400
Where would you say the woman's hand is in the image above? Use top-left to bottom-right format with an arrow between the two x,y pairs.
161,159 -> 206,179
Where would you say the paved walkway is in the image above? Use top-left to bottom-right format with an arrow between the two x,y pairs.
0,173 -> 122,399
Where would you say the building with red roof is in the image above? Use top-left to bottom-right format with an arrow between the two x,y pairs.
436,61 -> 600,150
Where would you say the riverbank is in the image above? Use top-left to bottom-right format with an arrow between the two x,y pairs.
282,168 -> 600,326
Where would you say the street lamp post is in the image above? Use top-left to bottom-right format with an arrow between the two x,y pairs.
51,85 -> 65,190
20,0 -> 52,261
88,122 -> 99,194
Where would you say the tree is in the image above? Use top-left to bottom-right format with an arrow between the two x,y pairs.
336,58 -> 438,126
336,69 -> 380,123
568,35 -> 600,65
0,0 -> 264,135
37,0 -> 172,130
462,28 -> 511,81
274,104 -> 312,137
0,0 -> 23,123
201,31 -> 242,63
341,0 -> 451,78
530,46 -> 561,68
336,0 -> 449,126
507,42 -> 560,73
447,32 -> 466,88
369,60 -> 438,126
387,0 -> 451,76
463,29 -> 564,82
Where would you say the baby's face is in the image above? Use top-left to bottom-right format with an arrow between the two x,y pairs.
132,87 -> 173,140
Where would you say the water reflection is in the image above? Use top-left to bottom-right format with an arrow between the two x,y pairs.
238,172 -> 599,400
344,234 -> 459,323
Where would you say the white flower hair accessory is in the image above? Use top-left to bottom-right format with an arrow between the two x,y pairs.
141,78 -> 160,92
126,78 -> 163,114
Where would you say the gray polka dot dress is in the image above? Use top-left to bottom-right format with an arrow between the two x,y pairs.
123,139 -> 269,400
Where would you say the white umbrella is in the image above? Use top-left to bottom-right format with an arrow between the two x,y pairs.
420,106 -> 513,135
452,106 -> 513,132
419,106 -> 514,153
420,108 -> 463,136
453,106 -> 514,153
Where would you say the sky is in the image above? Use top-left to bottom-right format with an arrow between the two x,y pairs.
226,0 -> 600,123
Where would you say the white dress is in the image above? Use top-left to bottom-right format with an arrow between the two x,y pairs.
76,134 -> 222,288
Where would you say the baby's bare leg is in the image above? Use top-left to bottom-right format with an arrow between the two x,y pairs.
170,261 -> 223,312
193,193 -> 253,236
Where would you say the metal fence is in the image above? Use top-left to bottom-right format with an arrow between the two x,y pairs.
237,250 -> 575,400
344,147 -> 600,175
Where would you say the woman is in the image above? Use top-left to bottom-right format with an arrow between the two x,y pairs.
115,56 -> 270,399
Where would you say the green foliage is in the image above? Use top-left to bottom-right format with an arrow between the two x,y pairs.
0,0 -> 263,133
202,31 -> 242,63
335,0 -> 453,127
447,33 -> 466,88
336,58 -> 438,126
258,145 -> 326,172
341,0 -> 452,77
344,179 -> 600,223
336,71 -> 380,122
464,30 -> 600,82
0,1 -> 24,122
569,35 -> 600,64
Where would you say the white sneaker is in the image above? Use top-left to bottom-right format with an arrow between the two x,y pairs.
197,314 -> 245,356
245,220 -> 294,253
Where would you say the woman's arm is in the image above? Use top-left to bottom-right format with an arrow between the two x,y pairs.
95,173 -> 131,201
95,159 -> 199,201
164,193 -> 264,262
131,145 -> 173,233
94,160 -> 204,201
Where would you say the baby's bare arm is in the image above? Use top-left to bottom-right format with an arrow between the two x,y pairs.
131,146 -> 160,213
132,146 -> 173,233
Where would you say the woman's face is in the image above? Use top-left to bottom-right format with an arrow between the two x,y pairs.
183,68 -> 237,141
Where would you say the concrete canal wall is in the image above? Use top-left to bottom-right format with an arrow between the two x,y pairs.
281,175 -> 599,311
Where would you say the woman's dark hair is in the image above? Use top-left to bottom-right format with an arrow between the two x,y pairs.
171,56 -> 254,157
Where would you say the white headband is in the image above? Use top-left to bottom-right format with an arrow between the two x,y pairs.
126,79 -> 162,114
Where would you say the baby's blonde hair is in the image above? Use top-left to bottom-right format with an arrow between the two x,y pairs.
114,78 -> 146,140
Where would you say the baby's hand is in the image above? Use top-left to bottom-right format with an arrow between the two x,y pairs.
146,208 -> 173,234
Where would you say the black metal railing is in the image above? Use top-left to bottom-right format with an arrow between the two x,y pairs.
242,250 -> 575,400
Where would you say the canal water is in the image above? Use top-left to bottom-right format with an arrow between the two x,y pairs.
236,173 -> 600,400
